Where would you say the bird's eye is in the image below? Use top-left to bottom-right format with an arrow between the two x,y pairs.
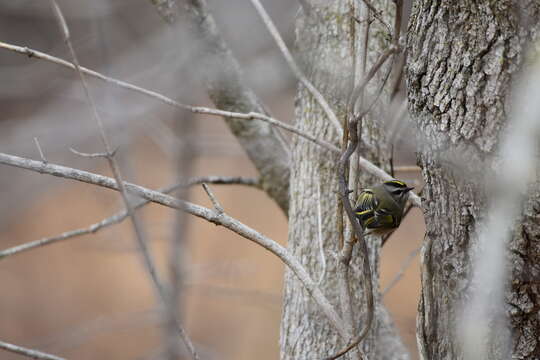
393,189 -> 403,195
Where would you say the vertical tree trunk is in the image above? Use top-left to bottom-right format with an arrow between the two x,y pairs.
281,2 -> 407,359
406,1 -> 540,359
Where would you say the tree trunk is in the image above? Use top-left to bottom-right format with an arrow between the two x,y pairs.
281,2 -> 408,359
406,1 -> 540,359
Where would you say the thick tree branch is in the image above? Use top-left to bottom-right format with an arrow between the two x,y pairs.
182,0 -> 290,214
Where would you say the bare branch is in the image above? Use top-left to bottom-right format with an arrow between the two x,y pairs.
186,176 -> 260,188
249,0 -> 343,136
382,246 -> 421,296
33,137 -> 47,163
0,152 -> 349,339
0,176 -> 259,261
0,340 -> 65,360
355,52 -> 396,119
190,108 -> 339,153
201,183 -> 224,214
0,184 -> 174,261
0,41 -> 335,153
0,41 -> 427,208
326,5 -> 408,355
356,0 -> 392,35
326,118 -> 374,360
349,45 -> 399,119
316,178 -> 327,284
69,147 -> 116,159
49,2 -> 198,358
183,0 -> 290,213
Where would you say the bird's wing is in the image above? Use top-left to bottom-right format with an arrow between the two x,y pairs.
372,206 -> 398,228
354,189 -> 378,228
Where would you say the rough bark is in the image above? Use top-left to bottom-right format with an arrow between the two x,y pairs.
406,1 -> 540,359
281,2 -> 408,359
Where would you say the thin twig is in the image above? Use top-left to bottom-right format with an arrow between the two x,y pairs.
33,137 -> 47,163
392,0 -> 403,46
201,183 -> 224,214
187,176 -> 260,188
188,108 -> 339,153
0,340 -> 65,360
334,4 -> 364,358
389,51 -> 406,101
49,2 -> 198,358
70,147 -> 115,159
325,118 -> 373,360
326,3 -> 406,357
390,144 -> 395,177
355,52 -> 397,119
0,42 -> 334,153
249,0 -> 343,136
349,45 -> 399,119
166,110 -> 194,360
356,0 -> 392,35
0,41 -> 427,205
0,152 -> 349,340
316,177 -> 327,285
382,246 -> 421,296
0,177 -> 259,261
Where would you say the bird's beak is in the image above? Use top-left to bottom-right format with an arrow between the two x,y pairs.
405,186 -> 415,192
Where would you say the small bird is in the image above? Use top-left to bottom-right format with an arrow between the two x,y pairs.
354,179 -> 414,235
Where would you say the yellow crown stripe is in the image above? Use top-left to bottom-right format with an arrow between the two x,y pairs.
386,180 -> 406,187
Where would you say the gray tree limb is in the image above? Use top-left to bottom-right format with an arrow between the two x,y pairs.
180,0 -> 291,214
0,340 -> 65,360
0,152 -> 351,341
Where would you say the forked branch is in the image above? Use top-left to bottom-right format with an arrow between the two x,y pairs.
0,152 -> 350,340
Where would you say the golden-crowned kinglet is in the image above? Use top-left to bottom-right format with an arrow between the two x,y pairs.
355,179 -> 414,235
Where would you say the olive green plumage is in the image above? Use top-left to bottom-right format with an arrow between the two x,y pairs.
354,179 -> 414,235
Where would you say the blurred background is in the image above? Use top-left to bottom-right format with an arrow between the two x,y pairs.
0,1 -> 423,359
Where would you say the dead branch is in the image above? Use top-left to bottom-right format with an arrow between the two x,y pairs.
0,152 -> 350,340
249,0 -> 343,136
326,118 -> 373,360
0,177 -> 259,260
0,340 -> 65,360
49,2 -> 198,358
0,41 -> 426,209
